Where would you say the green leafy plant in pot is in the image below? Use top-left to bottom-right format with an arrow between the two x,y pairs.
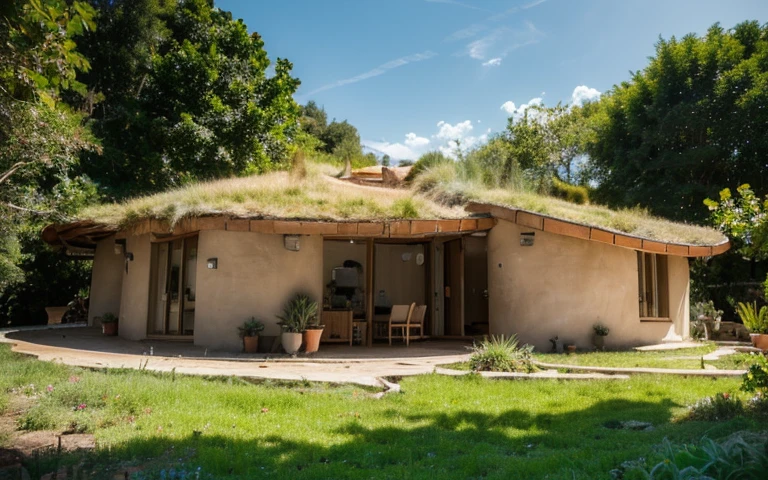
101,313 -> 118,336
238,317 -> 265,353
592,323 -> 609,350
737,302 -> 768,351
277,294 -> 318,355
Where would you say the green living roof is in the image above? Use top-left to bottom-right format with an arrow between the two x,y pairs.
78,166 -> 727,247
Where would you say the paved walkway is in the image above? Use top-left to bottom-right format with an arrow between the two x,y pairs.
0,325 -> 753,387
0,325 -> 473,388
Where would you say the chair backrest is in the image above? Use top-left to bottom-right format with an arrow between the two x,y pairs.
389,304 -> 414,325
410,305 -> 427,326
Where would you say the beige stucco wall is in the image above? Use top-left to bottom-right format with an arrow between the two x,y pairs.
374,244 -> 426,306
487,219 -> 690,351
194,230 -> 323,351
117,234 -> 151,340
88,237 -> 124,326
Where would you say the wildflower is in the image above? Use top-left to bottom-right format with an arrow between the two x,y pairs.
261,408 -> 269,413
722,392 -> 730,399
46,385 -> 54,393
68,376 -> 80,383
74,403 -> 87,411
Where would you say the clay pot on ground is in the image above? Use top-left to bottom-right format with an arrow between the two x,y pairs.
566,344 -> 577,354
281,332 -> 303,355
45,306 -> 68,325
750,333 -> 768,351
243,335 -> 259,354
102,321 -> 118,336
303,328 -> 324,354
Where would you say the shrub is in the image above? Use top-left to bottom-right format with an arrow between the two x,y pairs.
550,177 -> 589,204
238,318 -> 265,338
741,354 -> 768,395
593,323 -> 610,336
469,334 -> 536,373
736,302 -> 768,333
684,392 -> 744,421
623,433 -> 768,480
405,151 -> 452,182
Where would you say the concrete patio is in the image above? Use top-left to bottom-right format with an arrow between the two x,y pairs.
0,325 -> 473,388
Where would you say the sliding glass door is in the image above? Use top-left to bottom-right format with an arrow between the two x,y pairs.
148,236 -> 197,336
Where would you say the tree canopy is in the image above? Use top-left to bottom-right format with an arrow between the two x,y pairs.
80,0 -> 301,198
585,21 -> 768,221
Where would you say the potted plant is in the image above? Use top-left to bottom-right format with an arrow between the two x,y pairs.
303,303 -> 324,354
101,313 -> 118,336
238,317 -> 265,353
593,323 -> 609,350
277,294 -> 316,355
736,302 -> 768,351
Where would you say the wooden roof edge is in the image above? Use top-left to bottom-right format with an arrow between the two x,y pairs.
466,202 -> 730,257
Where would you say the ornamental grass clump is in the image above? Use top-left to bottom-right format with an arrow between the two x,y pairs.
684,392 -> 744,421
737,302 -> 768,334
469,334 -> 537,373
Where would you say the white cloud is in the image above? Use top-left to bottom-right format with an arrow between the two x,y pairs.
305,51 -> 437,96
435,120 -> 473,141
404,132 -> 430,148
363,121 -> 492,161
500,97 -> 543,122
571,85 -> 601,106
482,57 -> 502,67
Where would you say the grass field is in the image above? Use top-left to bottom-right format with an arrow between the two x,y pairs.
533,344 -> 759,370
0,344 -> 762,479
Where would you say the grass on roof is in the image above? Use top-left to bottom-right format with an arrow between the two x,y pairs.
413,163 -> 727,246
80,160 -> 727,246
81,164 -> 464,227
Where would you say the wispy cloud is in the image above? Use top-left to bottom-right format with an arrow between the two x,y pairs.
305,51 -> 437,96
482,57 -> 502,67
425,0 -> 491,13
460,22 -> 544,62
447,0 -> 547,41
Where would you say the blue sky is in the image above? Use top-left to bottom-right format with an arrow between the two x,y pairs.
216,0 -> 768,160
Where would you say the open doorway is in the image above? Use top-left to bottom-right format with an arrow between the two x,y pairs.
433,235 -> 488,337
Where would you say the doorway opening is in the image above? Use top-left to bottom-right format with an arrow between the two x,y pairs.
432,235 -> 488,337
148,235 -> 198,338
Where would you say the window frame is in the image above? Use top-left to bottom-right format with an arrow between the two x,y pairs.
637,252 -> 670,322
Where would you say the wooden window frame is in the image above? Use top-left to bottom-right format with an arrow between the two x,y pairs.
637,252 -> 670,322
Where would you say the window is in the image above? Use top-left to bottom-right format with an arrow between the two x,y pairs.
637,252 -> 669,319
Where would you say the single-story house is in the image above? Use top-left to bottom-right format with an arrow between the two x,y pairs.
42,170 -> 730,352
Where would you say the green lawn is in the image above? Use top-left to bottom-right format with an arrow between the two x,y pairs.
533,344 -> 758,370
0,344 -> 762,479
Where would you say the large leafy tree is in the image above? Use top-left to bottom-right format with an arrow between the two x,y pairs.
80,0 -> 301,198
0,0 -> 99,320
586,21 -> 768,222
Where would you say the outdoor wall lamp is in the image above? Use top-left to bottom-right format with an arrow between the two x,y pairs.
124,252 -> 133,273
520,232 -> 535,246
207,258 -> 218,269
284,235 -> 300,251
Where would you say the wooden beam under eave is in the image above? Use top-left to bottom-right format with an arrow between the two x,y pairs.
516,211 -> 543,230
437,219 -> 462,233
410,220 -> 438,235
150,218 -> 170,234
666,244 -> 689,256
250,220 -> 275,234
459,218 -> 478,231
711,241 -> 731,256
226,218 -> 250,232
389,220 -> 411,237
197,217 -> 226,231
688,245 -> 713,257
489,206 -> 517,223
641,239 -> 667,254
543,218 -> 590,240
476,217 -> 496,230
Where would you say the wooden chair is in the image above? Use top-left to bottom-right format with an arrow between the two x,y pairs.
388,303 -> 415,346
406,305 -> 427,346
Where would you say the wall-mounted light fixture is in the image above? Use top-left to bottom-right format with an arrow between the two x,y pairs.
284,235 -> 300,252
124,251 -> 134,273
114,239 -> 126,255
520,232 -> 535,247
207,258 -> 218,269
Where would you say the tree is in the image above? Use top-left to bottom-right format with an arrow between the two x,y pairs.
299,100 -> 327,139
585,21 -> 768,221
0,0 -> 99,318
79,0 -> 301,198
320,120 -> 361,156
381,154 -> 391,167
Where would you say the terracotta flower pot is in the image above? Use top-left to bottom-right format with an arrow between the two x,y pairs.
566,344 -> 577,354
281,332 -> 303,355
303,328 -> 324,354
243,335 -> 259,353
750,333 -> 768,351
102,322 -> 118,336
